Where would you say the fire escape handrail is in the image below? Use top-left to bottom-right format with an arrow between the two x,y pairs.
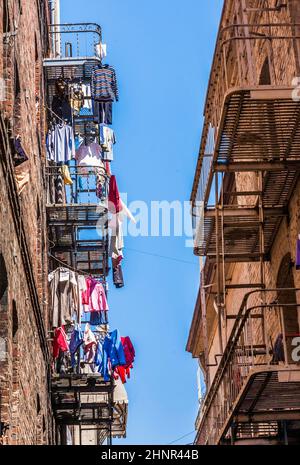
197,287 -> 300,444
191,20 -> 300,208
49,23 -> 102,40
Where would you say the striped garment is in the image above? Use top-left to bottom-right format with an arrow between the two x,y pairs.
91,64 -> 119,102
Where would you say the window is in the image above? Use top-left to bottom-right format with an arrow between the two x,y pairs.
36,394 -> 41,414
259,57 -> 272,85
0,254 -> 8,303
3,0 -> 10,34
12,300 -> 18,339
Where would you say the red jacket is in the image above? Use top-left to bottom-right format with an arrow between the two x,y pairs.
53,327 -> 69,359
121,336 -> 135,367
108,175 -> 122,213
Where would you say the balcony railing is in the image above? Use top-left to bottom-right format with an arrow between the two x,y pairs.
46,165 -> 110,276
50,23 -> 102,59
191,18 -> 300,211
46,165 -> 109,208
196,288 -> 300,445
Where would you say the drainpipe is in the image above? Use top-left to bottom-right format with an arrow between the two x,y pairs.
49,0 -> 61,57
54,0 -> 61,57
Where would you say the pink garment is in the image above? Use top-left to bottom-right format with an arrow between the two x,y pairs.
81,277 -> 109,312
76,142 -> 103,167
82,277 -> 92,305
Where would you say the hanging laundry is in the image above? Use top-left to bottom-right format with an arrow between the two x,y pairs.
121,336 -> 135,367
93,101 -> 113,125
53,326 -> 69,360
105,161 -> 111,176
75,141 -> 104,168
113,262 -> 124,289
12,137 -> 30,193
46,124 -> 76,163
55,171 -> 64,204
95,166 -> 107,200
94,340 -> 104,371
109,218 -> 124,263
56,350 -> 69,374
49,267 -> 80,328
13,137 -> 28,167
61,165 -> 73,185
108,175 -> 122,214
70,84 -> 84,114
114,336 -> 135,383
114,366 -> 131,384
83,323 -> 97,363
91,64 -> 119,102
79,84 -> 93,116
95,42 -> 107,60
101,329 -> 127,381
15,162 -> 30,194
90,311 -> 108,326
81,277 -> 109,313
120,199 -> 137,224
75,134 -> 84,150
69,326 -> 84,368
99,124 -> 116,161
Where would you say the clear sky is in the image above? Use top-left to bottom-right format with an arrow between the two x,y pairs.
61,0 -> 223,446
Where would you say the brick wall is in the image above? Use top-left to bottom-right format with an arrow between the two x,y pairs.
0,0 -> 53,445
198,0 -> 300,385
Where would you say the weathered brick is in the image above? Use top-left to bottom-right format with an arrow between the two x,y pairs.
0,0 -> 53,445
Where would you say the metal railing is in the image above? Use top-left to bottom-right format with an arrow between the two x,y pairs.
196,288 -> 300,445
191,19 -> 300,208
46,165 -> 109,206
50,23 -> 102,59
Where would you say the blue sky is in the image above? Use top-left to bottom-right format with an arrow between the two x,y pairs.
61,0 -> 223,445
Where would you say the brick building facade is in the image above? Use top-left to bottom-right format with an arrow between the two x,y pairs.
187,0 -> 300,445
0,0 -> 53,445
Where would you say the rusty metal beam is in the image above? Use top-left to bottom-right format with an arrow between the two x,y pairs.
215,161 -> 300,172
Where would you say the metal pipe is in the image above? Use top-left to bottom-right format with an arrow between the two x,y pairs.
200,258 -> 210,388
52,0 -> 61,57
215,174 -> 223,355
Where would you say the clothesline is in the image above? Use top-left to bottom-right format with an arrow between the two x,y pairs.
45,103 -> 69,125
48,253 -> 106,281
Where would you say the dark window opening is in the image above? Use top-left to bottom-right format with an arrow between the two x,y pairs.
3,0 -> 11,34
259,57 -> 272,85
37,198 -> 41,221
0,254 -> 8,303
12,300 -> 18,339
37,394 -> 41,414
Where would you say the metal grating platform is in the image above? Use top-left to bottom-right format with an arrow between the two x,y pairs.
52,374 -> 127,438
47,204 -> 107,227
237,371 -> 300,417
195,206 -> 286,261
215,87 -> 300,165
195,86 -> 300,206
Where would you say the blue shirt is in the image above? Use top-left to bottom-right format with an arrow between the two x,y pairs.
101,329 -> 126,381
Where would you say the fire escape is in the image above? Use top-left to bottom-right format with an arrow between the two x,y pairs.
44,23 -> 127,445
191,6 -> 300,446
